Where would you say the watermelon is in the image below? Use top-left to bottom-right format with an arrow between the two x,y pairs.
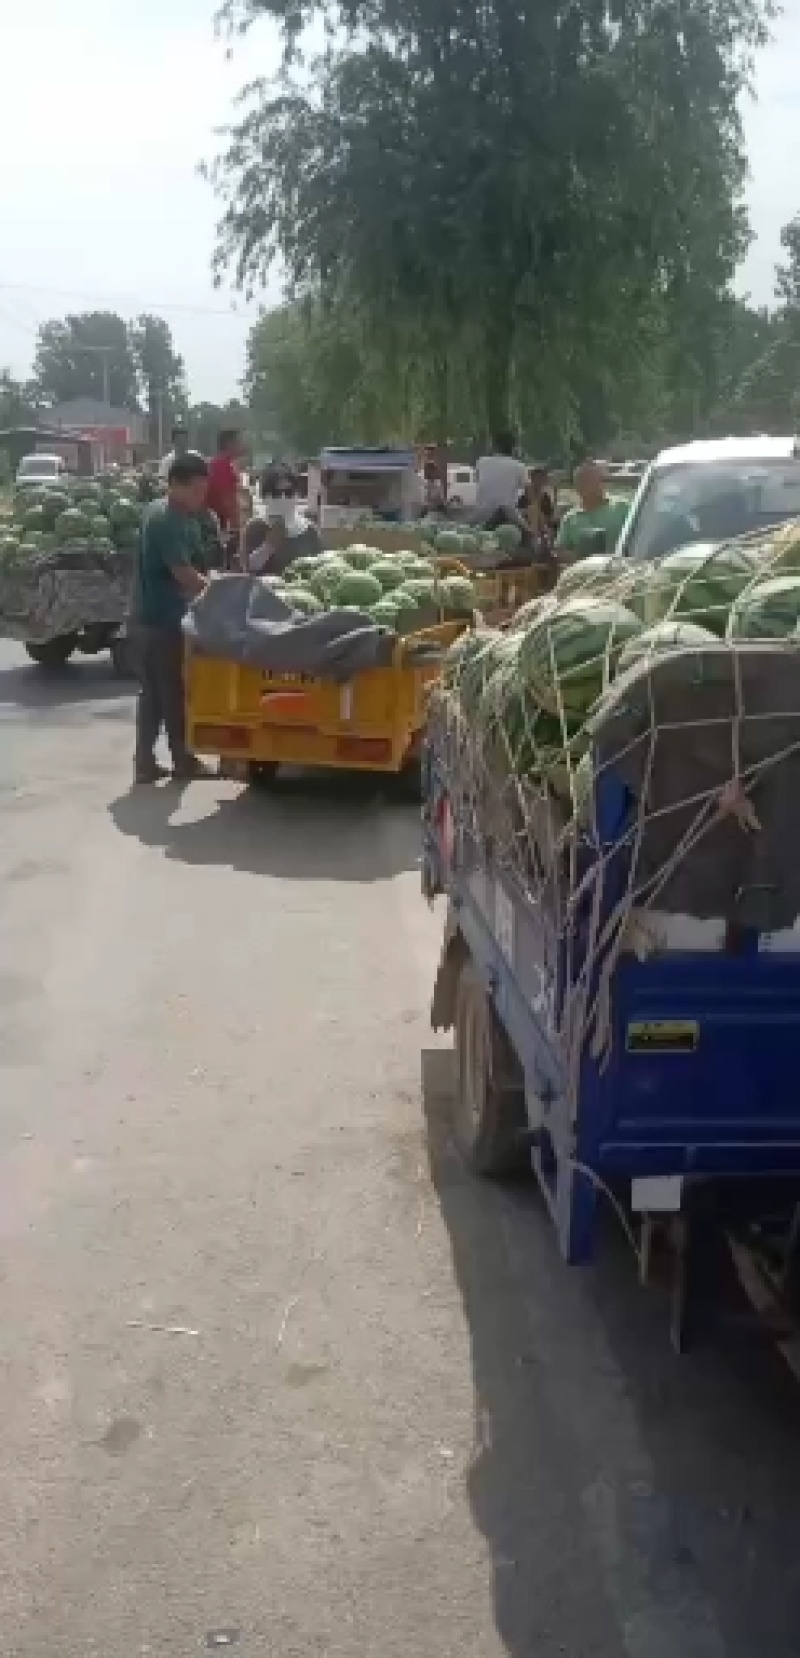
478,647 -> 585,793
397,577 -> 436,606
71,482 -> 103,506
335,570 -> 384,608
21,504 -> 46,534
55,507 -> 91,541
343,544 -> 379,570
109,497 -> 141,533
288,586 -> 323,616
438,575 -> 477,614
495,522 -> 522,555
518,597 -> 642,718
434,529 -> 464,558
400,558 -> 436,581
457,531 -> 480,560
510,594 -> 558,633
287,555 -> 323,581
372,597 -> 402,629
391,589 -> 426,633
455,630 -> 511,716
616,619 -> 718,675
309,556 -> 350,600
557,554 -> 617,598
645,543 -> 759,636
370,559 -> 408,593
88,512 -> 111,539
727,575 -> 800,640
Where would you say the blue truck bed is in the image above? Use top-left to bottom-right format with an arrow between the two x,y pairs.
422,734 -> 800,1345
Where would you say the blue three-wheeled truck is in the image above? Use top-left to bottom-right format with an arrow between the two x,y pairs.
422,638 -> 800,1351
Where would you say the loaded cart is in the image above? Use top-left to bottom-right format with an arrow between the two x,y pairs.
184,572 -> 469,784
0,543 -> 135,672
0,474 -> 143,672
422,638 -> 800,1349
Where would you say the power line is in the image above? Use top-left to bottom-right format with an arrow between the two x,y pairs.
0,279 -> 255,320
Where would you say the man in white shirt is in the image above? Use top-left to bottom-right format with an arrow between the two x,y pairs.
158,424 -> 189,481
475,430 -> 530,526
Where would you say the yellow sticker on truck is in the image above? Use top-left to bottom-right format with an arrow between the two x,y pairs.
626,1020 -> 699,1054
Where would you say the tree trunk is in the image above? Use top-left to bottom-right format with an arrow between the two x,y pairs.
483,310 -> 514,441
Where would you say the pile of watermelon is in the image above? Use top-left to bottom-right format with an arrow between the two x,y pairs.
268,544 -> 478,634
438,521 -> 800,820
421,521 -> 522,565
0,474 -> 143,567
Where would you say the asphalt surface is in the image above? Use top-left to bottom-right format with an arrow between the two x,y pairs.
1,639 -> 800,1658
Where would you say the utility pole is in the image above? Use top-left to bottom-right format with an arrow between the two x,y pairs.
79,344 -> 115,468
81,344 -> 113,407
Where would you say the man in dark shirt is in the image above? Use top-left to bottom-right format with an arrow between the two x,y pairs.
133,451 -> 210,784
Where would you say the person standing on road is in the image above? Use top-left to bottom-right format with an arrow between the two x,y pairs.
555,459 -> 630,560
206,428 -> 244,568
158,423 -> 189,481
133,451 -> 212,785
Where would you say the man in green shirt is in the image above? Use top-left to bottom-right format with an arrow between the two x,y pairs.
133,451 -> 211,784
555,460 -> 631,560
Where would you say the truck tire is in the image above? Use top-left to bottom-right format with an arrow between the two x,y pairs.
454,958 -> 528,1178
247,761 -> 280,789
24,636 -> 77,670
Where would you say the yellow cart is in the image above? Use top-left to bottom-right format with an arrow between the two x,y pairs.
185,619 -> 469,784
432,555 -> 555,624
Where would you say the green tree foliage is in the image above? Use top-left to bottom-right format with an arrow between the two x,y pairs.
210,0 -> 771,454
187,398 -> 251,456
33,311 -> 139,408
0,368 -> 39,429
129,313 -> 188,440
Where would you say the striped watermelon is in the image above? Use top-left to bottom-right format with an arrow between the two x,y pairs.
517,597 -> 642,718
727,575 -> 800,640
644,544 -> 759,636
616,619 -> 717,675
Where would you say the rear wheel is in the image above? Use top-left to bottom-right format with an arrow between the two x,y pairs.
247,761 -> 280,789
454,958 -> 527,1177
24,636 -> 76,670
392,755 -> 422,801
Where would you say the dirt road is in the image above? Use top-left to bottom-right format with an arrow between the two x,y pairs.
1,642 -> 799,1657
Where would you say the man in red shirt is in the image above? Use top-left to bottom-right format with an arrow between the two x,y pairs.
205,429 -> 243,564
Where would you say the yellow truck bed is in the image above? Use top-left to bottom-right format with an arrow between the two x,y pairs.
186,620 -> 468,777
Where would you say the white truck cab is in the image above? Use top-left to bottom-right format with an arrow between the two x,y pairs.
616,436 -> 800,562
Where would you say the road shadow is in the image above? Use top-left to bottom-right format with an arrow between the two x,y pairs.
0,656 -> 131,711
108,773 -> 421,882
421,1047 -> 800,1658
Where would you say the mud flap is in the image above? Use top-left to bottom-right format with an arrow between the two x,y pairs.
431,905 -> 468,1032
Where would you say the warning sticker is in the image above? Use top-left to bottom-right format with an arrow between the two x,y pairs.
626,1020 -> 699,1054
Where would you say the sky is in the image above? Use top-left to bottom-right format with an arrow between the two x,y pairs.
0,1 -> 798,406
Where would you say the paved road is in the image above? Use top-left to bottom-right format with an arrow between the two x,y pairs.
1,640 -> 800,1658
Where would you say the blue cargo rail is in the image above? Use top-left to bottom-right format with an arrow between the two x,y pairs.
421,729 -> 800,1351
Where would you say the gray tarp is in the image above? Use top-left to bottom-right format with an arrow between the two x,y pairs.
0,546 -> 133,643
183,573 -> 398,682
589,644 -> 800,931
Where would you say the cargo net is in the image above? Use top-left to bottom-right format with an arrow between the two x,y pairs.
427,524 -> 800,1108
